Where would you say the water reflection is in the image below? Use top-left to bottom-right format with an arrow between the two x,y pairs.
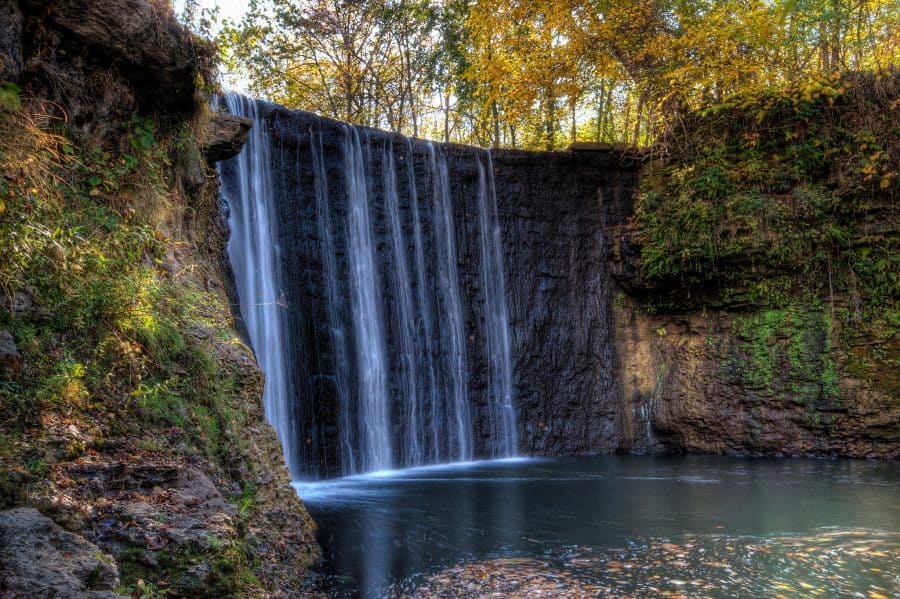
298,456 -> 899,597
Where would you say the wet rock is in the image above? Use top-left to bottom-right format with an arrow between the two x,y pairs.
0,507 -> 123,598
228,104 -> 642,474
489,148 -> 640,456
201,112 -> 252,163
0,330 -> 21,376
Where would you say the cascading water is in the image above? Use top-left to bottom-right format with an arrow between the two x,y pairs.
311,130 -> 357,475
382,143 -> 423,466
430,143 -> 472,462
476,152 -> 517,457
405,139 -> 441,465
342,126 -> 392,473
218,93 -> 299,477
222,97 -> 518,478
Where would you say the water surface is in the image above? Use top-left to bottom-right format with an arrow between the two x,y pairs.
297,456 -> 899,597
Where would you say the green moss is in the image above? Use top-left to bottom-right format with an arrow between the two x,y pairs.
116,535 -> 260,598
24,455 -> 48,477
727,304 -> 844,413
733,309 -> 785,393
634,72 -> 896,407
634,72 -> 897,345
0,106 -> 249,481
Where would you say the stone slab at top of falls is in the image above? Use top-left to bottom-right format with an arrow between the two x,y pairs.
218,96 -> 642,479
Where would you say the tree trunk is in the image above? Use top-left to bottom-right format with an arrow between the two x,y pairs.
819,21 -> 831,71
544,88 -> 556,151
602,85 -> 613,141
595,82 -> 605,142
570,100 -> 577,144
443,89 -> 451,143
633,85 -> 648,146
491,100 -> 501,148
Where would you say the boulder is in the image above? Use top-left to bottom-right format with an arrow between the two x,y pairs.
201,112 -> 253,162
0,330 -> 21,376
0,507 -> 123,598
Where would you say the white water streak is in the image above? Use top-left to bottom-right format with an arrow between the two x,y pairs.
312,131 -> 357,475
343,126 -> 391,472
430,143 -> 472,462
221,93 -> 298,476
383,143 -> 423,465
477,152 -> 517,457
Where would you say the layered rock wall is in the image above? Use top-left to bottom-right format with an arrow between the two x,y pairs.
610,291 -> 899,457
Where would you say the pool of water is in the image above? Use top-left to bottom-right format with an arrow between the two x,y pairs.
296,456 -> 899,597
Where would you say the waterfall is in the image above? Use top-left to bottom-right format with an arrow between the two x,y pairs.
404,139 -> 442,464
311,130 -> 357,475
430,143 -> 472,462
222,98 -> 519,478
476,152 -> 517,457
342,126 -> 392,473
218,93 -> 299,477
382,143 -> 423,466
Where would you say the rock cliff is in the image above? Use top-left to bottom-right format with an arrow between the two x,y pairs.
606,72 -> 899,458
0,1 -> 320,596
222,103 -> 643,475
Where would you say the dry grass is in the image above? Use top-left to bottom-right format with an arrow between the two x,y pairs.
0,105 -> 72,209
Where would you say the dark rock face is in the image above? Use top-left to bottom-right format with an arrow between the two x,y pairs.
0,0 -> 23,82
21,0 -> 202,112
220,102 -> 641,476
3,0 -> 207,143
490,149 -> 639,455
0,507 -> 122,598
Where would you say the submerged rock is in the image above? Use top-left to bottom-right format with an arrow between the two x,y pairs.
401,530 -> 900,599
0,507 -> 123,598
